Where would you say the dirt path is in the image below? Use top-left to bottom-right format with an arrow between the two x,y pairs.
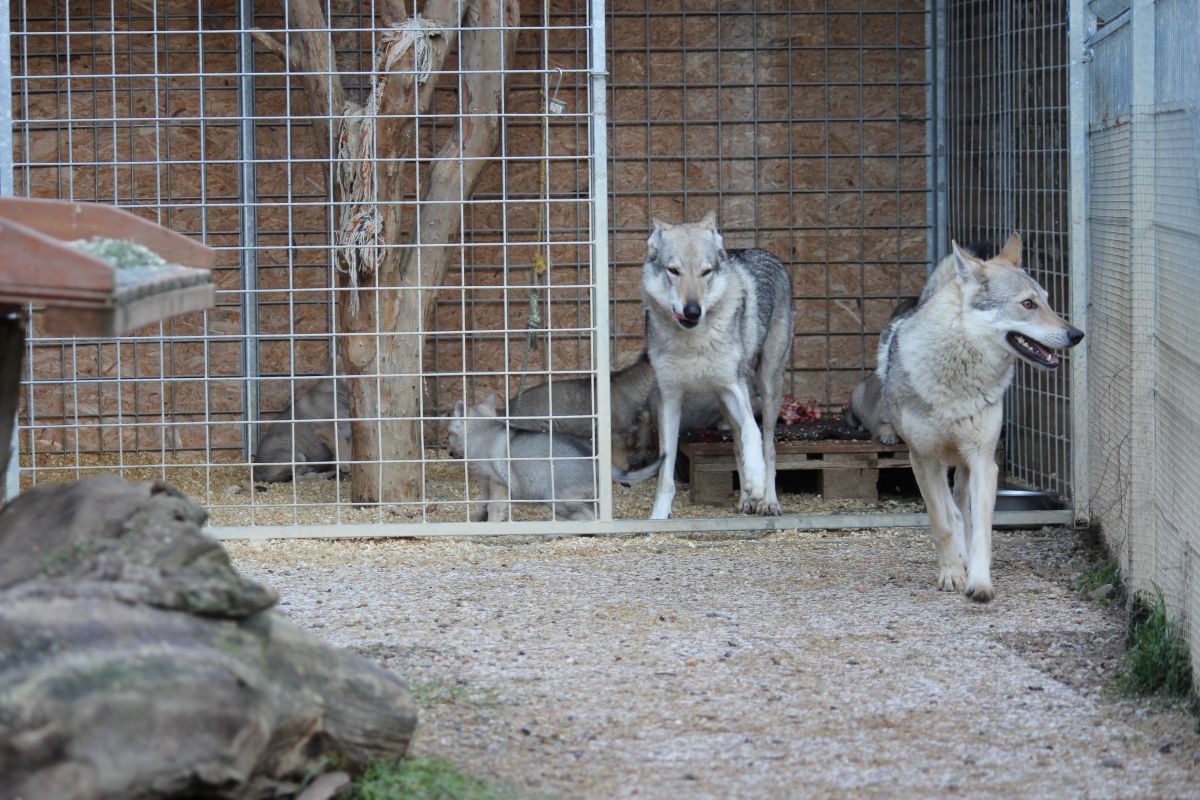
228,528 -> 1200,799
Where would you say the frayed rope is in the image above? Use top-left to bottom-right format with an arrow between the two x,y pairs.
335,14 -> 445,316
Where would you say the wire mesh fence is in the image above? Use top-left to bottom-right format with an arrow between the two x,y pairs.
606,2 -> 934,408
11,0 -> 607,528
946,0 -> 1075,500
1076,0 -> 1200,679
8,0 -> 959,535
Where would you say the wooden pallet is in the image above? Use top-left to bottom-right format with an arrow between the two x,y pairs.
679,439 -> 912,505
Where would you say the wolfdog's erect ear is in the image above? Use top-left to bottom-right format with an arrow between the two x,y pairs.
998,231 -> 1023,267
711,227 -> 728,263
699,209 -> 718,229
480,391 -> 499,413
452,399 -> 466,417
647,217 -> 670,260
950,240 -> 985,284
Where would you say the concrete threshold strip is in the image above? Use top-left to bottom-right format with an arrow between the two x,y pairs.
210,509 -> 1074,541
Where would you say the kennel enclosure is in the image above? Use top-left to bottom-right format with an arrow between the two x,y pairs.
5,0 -> 1079,536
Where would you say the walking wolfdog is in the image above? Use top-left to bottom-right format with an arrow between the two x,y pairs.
446,394 -> 662,522
642,211 -> 794,518
879,233 -> 1083,602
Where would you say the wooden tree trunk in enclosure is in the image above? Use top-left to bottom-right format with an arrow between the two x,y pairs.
254,0 -> 520,504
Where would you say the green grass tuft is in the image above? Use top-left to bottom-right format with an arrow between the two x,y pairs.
350,756 -> 515,800
1120,586 -> 1194,698
409,679 -> 497,708
1077,558 -> 1121,602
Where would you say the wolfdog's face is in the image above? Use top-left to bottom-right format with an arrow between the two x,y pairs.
953,233 -> 1084,369
643,211 -> 731,330
446,393 -> 499,458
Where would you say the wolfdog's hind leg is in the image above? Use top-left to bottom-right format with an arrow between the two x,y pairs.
754,370 -> 784,516
951,465 -> 971,562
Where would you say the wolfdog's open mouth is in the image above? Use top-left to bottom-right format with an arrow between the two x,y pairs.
1006,331 -> 1059,369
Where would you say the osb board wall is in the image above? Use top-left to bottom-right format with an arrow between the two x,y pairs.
14,0 -> 247,456
607,0 -> 930,410
12,0 -> 931,456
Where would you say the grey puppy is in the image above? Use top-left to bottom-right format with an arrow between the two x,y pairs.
509,352 -> 658,469
512,350 -> 730,470
642,211 -> 795,518
447,393 -> 662,522
252,378 -> 351,483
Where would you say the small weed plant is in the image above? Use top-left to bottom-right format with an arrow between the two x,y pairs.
1077,559 -> 1121,602
350,757 -> 514,800
409,679 -> 497,708
1120,586 -> 1194,699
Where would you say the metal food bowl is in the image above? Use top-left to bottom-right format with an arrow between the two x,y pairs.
994,487 -> 1064,529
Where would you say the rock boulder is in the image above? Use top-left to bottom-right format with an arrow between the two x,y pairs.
0,477 -> 416,800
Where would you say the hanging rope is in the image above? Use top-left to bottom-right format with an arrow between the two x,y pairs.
335,14 -> 446,316
515,68 -> 564,401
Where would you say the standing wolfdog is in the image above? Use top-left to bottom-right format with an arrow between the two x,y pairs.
642,211 -> 794,518
879,233 -> 1083,602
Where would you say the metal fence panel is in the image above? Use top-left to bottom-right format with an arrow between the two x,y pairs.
9,0 -> 956,536
1079,0 -> 1200,679
1149,0 -> 1200,676
946,0 -> 1076,499
9,1 -> 608,529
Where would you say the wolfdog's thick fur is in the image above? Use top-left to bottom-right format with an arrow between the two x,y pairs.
253,378 -> 350,483
642,211 -> 794,518
879,233 -> 1083,602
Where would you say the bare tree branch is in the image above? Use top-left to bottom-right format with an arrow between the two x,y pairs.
408,0 -> 521,332
248,28 -> 290,62
258,0 -> 347,161
375,0 -> 466,158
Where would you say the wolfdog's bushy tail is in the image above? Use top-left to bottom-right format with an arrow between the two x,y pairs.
613,456 -> 663,487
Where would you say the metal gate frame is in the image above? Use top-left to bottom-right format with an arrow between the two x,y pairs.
209,0 -> 1070,540
1068,0 -> 1095,527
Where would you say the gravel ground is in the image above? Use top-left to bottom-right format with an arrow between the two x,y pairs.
227,526 -> 1200,800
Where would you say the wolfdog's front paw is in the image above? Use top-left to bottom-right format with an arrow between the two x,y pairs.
879,432 -> 901,445
749,498 -> 782,516
937,564 -> 966,592
964,576 -> 995,603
